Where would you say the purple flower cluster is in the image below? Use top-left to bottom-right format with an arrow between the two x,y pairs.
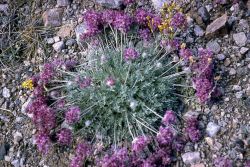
124,48 -> 139,61
157,126 -> 174,145
162,110 -> 176,125
245,160 -> 250,167
132,136 -> 150,153
65,106 -> 81,124
106,76 -> 116,87
35,132 -> 51,154
40,63 -> 55,84
185,117 -> 201,142
191,48 -> 214,104
101,148 -> 129,167
139,29 -> 151,41
135,9 -> 150,26
113,12 -> 133,33
179,48 -> 193,61
76,76 -> 92,89
214,157 -> 233,167
57,128 -> 72,145
170,12 -> 187,30
70,142 -> 91,167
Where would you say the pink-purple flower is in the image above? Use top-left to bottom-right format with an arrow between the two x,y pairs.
170,12 -> 187,30
70,141 -> 91,167
124,48 -> 139,61
157,126 -> 174,146
162,110 -> 176,125
35,132 -> 51,154
132,136 -> 150,153
106,76 -> 116,87
179,48 -> 193,61
76,76 -> 92,89
214,157 -> 233,167
65,106 -> 81,124
113,12 -> 132,33
57,128 -> 72,145
185,117 -> 201,142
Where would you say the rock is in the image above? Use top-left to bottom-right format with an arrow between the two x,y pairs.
57,24 -> 74,38
194,25 -> 204,37
198,7 -> 210,24
206,14 -> 228,36
0,4 -> 8,15
206,122 -> 220,137
66,39 -> 76,46
42,8 -> 64,27
184,110 -> 200,119
229,68 -> 236,75
13,132 -> 23,145
53,41 -> 65,52
206,40 -> 220,54
235,91 -> 243,99
216,54 -> 225,60
152,0 -> 166,11
47,38 -> 54,44
245,97 -> 250,109
191,163 -> 205,167
240,47 -> 249,54
75,23 -> 88,43
0,144 -> 7,160
2,87 -> 10,98
11,159 -> 20,167
232,85 -> 241,91
233,32 -> 247,47
57,0 -> 71,7
182,152 -> 201,165
205,137 -> 214,147
96,0 -> 123,9
224,58 -> 231,66
54,36 -> 60,43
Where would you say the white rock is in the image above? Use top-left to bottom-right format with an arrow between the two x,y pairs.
182,152 -> 201,164
95,0 -> 123,9
240,47 -> 249,54
235,91 -> 243,99
47,38 -> 54,44
75,23 -> 88,43
206,122 -> 220,137
13,132 -> 23,145
52,41 -> 65,52
57,0 -> 71,7
233,32 -> 247,47
2,87 -> 10,98
11,159 -> 20,167
0,4 -> 9,15
151,0 -> 167,11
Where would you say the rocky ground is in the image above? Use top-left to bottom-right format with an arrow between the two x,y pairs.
0,0 -> 250,167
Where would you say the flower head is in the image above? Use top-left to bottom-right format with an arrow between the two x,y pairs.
70,141 -> 91,167
185,117 -> 201,142
76,76 -> 92,89
170,12 -> 187,30
162,110 -> 176,125
65,106 -> 81,124
35,132 -> 51,154
57,128 -> 72,145
157,126 -> 174,146
113,12 -> 132,33
214,157 -> 233,167
124,48 -> 139,61
22,79 -> 34,90
123,0 -> 135,5
132,136 -> 150,153
106,77 -> 115,87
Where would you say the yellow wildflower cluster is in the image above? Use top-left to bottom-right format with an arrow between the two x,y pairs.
21,79 -> 34,90
158,2 -> 183,35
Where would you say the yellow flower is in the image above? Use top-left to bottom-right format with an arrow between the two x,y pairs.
21,79 -> 34,90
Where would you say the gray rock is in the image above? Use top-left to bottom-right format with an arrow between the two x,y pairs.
54,36 -> 60,43
206,122 -> 220,137
206,14 -> 228,36
2,87 -> 10,98
13,132 -> 22,145
233,32 -> 247,47
206,40 -> 220,54
11,159 -> 20,167
53,41 -> 65,52
0,144 -> 7,160
198,7 -> 210,23
66,39 -> 76,46
75,23 -> 88,43
224,58 -> 231,66
235,91 -> 243,99
194,25 -> 204,37
182,152 -> 201,164
216,54 -> 225,61
240,47 -> 249,54
47,38 -> 54,44
96,0 -> 123,9
151,0 -> 166,11
0,4 -> 9,15
229,68 -> 236,75
42,8 -> 64,27
246,97 -> 250,109
57,0 -> 71,7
